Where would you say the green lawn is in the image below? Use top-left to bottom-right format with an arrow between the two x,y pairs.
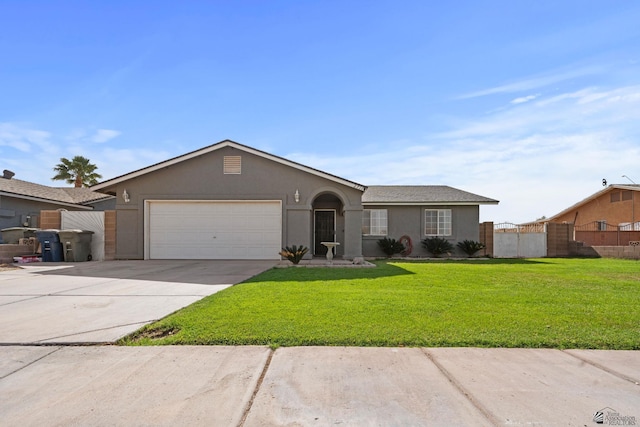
121,258 -> 640,349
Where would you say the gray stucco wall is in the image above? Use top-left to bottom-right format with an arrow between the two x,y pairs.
0,194 -> 115,242
362,205 -> 480,257
87,197 -> 116,211
100,146 -> 364,259
0,196 -> 86,232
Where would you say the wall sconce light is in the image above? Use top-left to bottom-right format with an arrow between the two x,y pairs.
294,189 -> 300,203
122,189 -> 130,203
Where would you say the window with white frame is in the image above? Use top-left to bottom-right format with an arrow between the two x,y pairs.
362,209 -> 387,236
425,209 -> 451,236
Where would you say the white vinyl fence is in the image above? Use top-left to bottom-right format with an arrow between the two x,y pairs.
61,211 -> 105,261
494,223 -> 547,258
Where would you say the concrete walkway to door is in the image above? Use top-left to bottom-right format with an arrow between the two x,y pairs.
0,260 -> 276,344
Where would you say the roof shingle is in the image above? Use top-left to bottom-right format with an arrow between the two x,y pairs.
362,185 -> 498,204
0,177 -> 113,206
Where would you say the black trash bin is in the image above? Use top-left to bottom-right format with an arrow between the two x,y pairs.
35,230 -> 64,262
58,230 -> 94,262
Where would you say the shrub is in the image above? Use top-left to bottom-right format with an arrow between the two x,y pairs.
377,237 -> 405,258
457,240 -> 486,257
279,245 -> 309,264
421,236 -> 454,257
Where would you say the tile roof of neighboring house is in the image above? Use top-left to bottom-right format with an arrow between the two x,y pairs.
0,177 -> 113,207
362,185 -> 499,205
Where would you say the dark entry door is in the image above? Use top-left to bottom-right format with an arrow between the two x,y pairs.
314,210 -> 335,255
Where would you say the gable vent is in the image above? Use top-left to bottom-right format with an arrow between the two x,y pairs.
224,156 -> 242,174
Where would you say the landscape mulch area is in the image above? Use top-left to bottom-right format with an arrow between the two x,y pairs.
0,263 -> 20,271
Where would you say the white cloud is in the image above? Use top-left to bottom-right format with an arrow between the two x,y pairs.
510,94 -> 539,104
91,129 -> 121,143
290,83 -> 640,224
95,147 -> 171,180
457,65 -> 605,99
0,123 -> 163,187
0,122 -> 52,152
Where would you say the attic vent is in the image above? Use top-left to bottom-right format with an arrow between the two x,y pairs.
2,170 -> 15,180
224,156 -> 241,174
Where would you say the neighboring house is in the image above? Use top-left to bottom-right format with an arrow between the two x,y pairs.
544,184 -> 640,230
91,140 -> 498,260
0,169 -> 115,240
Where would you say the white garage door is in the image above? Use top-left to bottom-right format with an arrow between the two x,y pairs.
147,201 -> 282,260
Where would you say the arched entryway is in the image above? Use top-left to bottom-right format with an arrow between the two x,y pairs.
312,193 -> 344,256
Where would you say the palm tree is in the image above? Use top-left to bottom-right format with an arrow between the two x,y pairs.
52,156 -> 102,187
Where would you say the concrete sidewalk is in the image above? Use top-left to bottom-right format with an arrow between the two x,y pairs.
1,345 -> 638,426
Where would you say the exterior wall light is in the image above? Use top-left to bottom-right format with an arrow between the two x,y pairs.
122,189 -> 130,203
294,189 -> 300,203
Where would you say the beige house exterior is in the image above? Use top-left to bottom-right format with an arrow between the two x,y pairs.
546,184 -> 640,230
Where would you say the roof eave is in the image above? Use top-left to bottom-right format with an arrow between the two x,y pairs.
362,201 -> 499,206
79,195 -> 116,205
92,140 -> 367,192
0,191 -> 94,210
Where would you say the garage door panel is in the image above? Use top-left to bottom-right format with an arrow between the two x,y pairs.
148,201 -> 281,260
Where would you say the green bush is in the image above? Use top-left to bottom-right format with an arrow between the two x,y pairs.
421,236 -> 454,257
279,245 -> 309,264
377,237 -> 405,258
457,240 -> 486,257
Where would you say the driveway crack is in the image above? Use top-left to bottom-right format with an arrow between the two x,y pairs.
0,346 -> 61,380
420,348 -> 500,426
32,320 -> 156,345
237,347 -> 274,427
562,350 -> 640,386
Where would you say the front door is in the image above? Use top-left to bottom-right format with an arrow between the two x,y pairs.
314,210 -> 335,255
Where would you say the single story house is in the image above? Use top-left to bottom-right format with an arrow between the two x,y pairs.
542,184 -> 640,230
0,169 -> 115,240
91,140 -> 498,260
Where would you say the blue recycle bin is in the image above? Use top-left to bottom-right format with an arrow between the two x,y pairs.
35,230 -> 64,262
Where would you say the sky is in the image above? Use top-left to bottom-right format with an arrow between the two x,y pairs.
1,1 -> 639,223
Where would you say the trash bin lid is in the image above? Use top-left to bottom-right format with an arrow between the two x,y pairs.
1,227 -> 40,232
59,229 -> 94,234
35,229 -> 61,240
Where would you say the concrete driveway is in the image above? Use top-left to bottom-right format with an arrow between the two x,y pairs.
0,260 -> 276,344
